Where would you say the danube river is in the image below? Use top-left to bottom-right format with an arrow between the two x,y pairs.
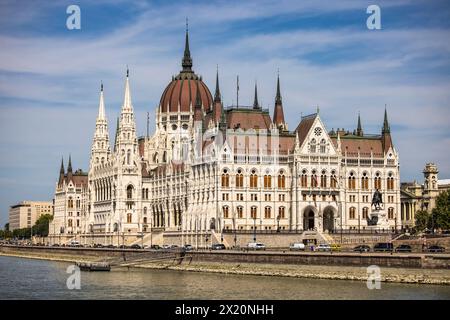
0,256 -> 449,299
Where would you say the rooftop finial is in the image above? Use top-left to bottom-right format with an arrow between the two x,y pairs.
214,65 -> 221,102
126,65 -> 129,78
382,104 -> 390,133
101,81 -> 103,92
253,80 -> 260,109
356,111 -> 363,136
275,71 -> 282,105
182,18 -> 193,72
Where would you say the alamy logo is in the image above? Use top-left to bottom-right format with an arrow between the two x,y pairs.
66,5 -> 81,30
66,265 -> 81,290
366,265 -> 381,289
366,5 -> 381,30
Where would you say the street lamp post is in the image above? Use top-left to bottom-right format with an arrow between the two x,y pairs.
253,217 -> 257,242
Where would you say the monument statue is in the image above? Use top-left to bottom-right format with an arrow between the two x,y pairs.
371,188 -> 383,210
367,189 -> 383,226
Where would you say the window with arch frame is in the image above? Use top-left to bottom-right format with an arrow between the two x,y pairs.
374,173 -> 382,189
264,174 -> 272,189
222,206 -> 229,219
310,139 -> 316,153
221,170 -> 229,187
127,213 -> 132,223
320,139 -> 326,153
236,169 -> 244,188
250,206 -> 257,219
388,207 -> 394,219
278,172 -> 286,189
264,207 -> 271,219
250,170 -> 258,188
301,170 -> 308,187
349,207 -> 356,219
348,172 -> 356,189
278,206 -> 285,219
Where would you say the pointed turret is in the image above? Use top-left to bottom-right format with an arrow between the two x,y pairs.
194,80 -> 203,122
181,19 -> 193,72
253,82 -> 260,109
90,82 -> 111,168
381,106 -> 393,153
116,68 -> 138,166
212,67 -> 223,124
114,116 -> 119,152
273,73 -> 286,130
67,154 -> 73,182
58,157 -> 65,186
214,66 -> 221,103
356,112 -> 363,136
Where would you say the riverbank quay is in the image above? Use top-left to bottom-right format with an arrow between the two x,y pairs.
1,245 -> 449,285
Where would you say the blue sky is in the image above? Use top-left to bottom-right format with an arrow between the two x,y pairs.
0,0 -> 449,226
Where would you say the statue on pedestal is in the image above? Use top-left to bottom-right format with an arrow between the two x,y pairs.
367,189 -> 383,226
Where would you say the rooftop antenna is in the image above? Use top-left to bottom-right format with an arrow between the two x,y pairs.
147,112 -> 150,137
236,75 -> 239,108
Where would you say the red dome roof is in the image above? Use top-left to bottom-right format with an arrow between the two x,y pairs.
160,73 -> 212,113
159,28 -> 213,113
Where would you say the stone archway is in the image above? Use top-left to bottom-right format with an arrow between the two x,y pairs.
303,206 -> 316,231
323,206 -> 336,233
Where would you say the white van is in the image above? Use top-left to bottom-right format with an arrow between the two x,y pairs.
247,242 -> 266,250
289,243 -> 305,251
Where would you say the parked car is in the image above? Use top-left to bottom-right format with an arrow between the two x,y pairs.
130,244 -> 142,249
211,243 -> 226,250
150,244 -> 161,250
373,242 -> 393,252
331,244 -> 341,252
395,244 -> 412,253
247,242 -> 266,250
93,243 -> 104,248
104,244 -> 115,248
170,244 -> 179,249
289,243 -> 305,251
161,244 -> 171,249
315,244 -> 331,252
353,245 -> 371,253
427,245 -> 445,253
182,244 -> 193,251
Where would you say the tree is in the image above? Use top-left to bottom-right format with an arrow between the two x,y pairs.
4,223 -> 9,231
33,214 -> 53,237
415,210 -> 429,232
431,190 -> 450,230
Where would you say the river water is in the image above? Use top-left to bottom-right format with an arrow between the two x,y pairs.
0,256 -> 449,299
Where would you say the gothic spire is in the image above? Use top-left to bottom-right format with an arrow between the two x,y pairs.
214,65 -> 221,102
382,106 -> 390,134
273,72 -> 286,128
356,112 -> 363,136
98,82 -> 106,120
275,72 -> 282,105
67,154 -> 73,173
194,80 -> 203,121
181,18 -> 193,72
122,68 -> 132,112
114,116 -> 119,151
253,81 -> 260,109
59,157 -> 65,175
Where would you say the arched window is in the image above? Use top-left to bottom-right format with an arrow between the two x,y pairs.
237,206 -> 243,218
388,207 -> 394,219
387,172 -> 394,190
348,172 -> 356,190
349,207 -> 356,219
223,206 -> 229,219
278,171 -> 286,189
250,170 -> 258,188
68,197 -> 73,209
250,206 -> 257,219
221,169 -> 229,187
362,207 -> 369,219
310,139 -> 316,153
264,174 -> 272,189
236,169 -> 244,188
374,172 -> 382,189
264,207 -> 271,219
330,170 -> 337,188
301,169 -> 308,187
144,207 -> 147,215
320,139 -> 326,153
143,217 -> 147,224
127,213 -> 132,223
361,172 -> 369,190
278,207 -> 285,219
127,185 -> 133,199
311,170 -> 318,188
320,170 -> 327,188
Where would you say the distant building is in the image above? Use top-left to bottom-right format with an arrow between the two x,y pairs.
400,163 -> 450,228
8,201 -> 53,231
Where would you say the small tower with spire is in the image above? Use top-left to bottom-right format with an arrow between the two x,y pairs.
381,106 -> 393,153
253,82 -> 260,110
212,66 -> 223,124
273,72 -> 287,131
116,68 -> 138,167
90,82 -> 111,169
181,18 -> 193,73
67,154 -> 73,183
356,112 -> 363,136
58,157 -> 65,186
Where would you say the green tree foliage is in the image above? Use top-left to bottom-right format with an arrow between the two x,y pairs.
414,210 -> 429,232
431,190 -> 450,230
33,214 -> 53,237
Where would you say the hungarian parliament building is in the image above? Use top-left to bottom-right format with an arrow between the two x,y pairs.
49,29 -> 401,246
